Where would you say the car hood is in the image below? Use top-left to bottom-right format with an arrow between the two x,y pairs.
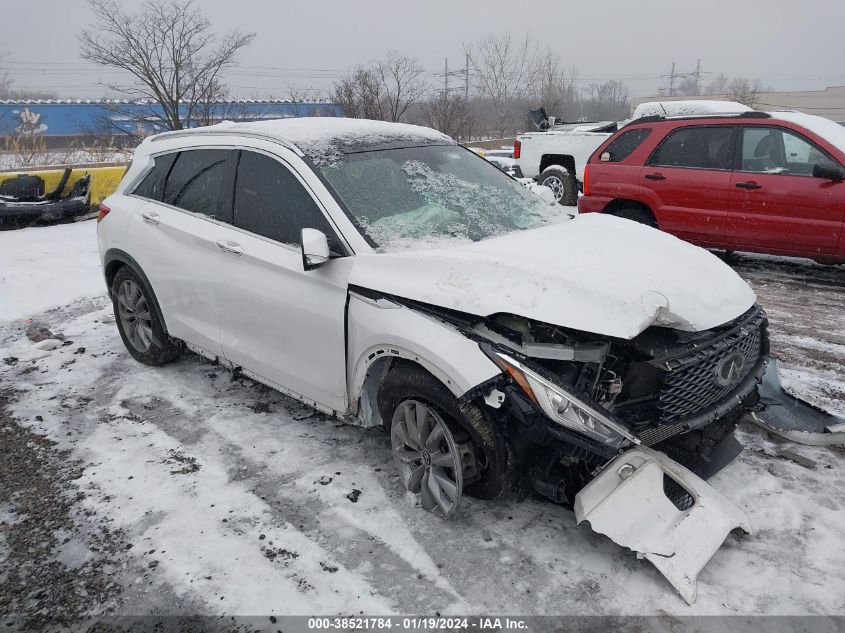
349,213 -> 756,340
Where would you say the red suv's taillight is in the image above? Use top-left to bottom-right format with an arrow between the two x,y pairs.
583,163 -> 590,196
97,203 -> 111,223
513,139 -> 521,159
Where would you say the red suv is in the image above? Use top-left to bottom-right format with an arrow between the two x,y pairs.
578,110 -> 845,264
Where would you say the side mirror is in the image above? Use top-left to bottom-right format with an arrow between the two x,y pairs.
301,228 -> 330,271
600,151 -> 612,162
812,160 -> 845,181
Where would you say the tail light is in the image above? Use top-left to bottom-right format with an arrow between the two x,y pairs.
583,164 -> 590,196
513,139 -> 521,159
97,203 -> 111,223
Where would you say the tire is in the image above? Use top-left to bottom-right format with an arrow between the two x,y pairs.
610,205 -> 656,227
377,363 -> 515,500
539,166 -> 578,206
111,265 -> 181,366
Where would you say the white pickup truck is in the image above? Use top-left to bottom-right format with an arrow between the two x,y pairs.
514,117 -> 618,205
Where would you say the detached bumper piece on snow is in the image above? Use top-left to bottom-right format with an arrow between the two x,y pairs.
747,359 -> 845,446
0,168 -> 91,225
574,446 -> 750,605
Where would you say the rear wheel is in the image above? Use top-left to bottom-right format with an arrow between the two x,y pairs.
609,204 -> 656,228
539,166 -> 578,206
112,266 -> 181,366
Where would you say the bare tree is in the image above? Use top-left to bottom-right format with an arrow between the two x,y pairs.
533,49 -> 579,120
332,65 -> 385,119
420,94 -> 474,141
376,50 -> 425,122
465,31 -> 540,137
581,80 -> 630,121
78,0 -> 254,132
727,77 -> 765,108
705,73 -> 730,96
332,51 -> 424,122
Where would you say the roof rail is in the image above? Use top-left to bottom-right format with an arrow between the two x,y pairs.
625,110 -> 771,127
149,127 -> 304,156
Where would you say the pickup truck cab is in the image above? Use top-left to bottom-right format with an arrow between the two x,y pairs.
578,109 -> 845,264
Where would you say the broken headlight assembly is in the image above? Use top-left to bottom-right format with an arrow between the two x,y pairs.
484,348 -> 639,448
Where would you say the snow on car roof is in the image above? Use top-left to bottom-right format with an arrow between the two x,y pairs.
632,100 -> 752,120
768,110 -> 845,155
220,117 -> 455,165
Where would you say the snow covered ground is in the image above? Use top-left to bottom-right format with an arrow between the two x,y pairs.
0,220 -> 843,620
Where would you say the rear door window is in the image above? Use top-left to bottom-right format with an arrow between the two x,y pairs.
602,128 -> 651,162
131,153 -> 177,201
233,151 -> 339,249
163,149 -> 234,221
648,126 -> 734,170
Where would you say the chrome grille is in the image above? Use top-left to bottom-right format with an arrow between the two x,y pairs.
655,309 -> 765,423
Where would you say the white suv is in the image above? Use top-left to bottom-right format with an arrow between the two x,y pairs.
98,118 -> 765,601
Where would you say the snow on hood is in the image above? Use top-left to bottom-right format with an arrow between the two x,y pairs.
349,213 -> 756,340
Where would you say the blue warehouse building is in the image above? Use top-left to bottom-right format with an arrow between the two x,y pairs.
0,99 -> 344,147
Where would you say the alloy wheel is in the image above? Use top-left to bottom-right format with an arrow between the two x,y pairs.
117,279 -> 154,353
390,399 -> 463,518
542,175 -> 564,202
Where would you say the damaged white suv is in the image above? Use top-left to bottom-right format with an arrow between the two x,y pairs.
98,118 -> 768,603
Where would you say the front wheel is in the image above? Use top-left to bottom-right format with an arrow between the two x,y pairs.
378,364 -> 516,515
390,399 -> 465,518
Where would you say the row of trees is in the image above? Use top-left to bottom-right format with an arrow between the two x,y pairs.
666,72 -> 769,109
333,33 -> 629,141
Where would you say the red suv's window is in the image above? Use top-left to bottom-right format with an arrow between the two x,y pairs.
601,128 -> 652,162
648,126 -> 734,170
740,126 -> 837,176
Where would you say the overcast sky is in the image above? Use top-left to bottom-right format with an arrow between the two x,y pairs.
4,0 -> 845,100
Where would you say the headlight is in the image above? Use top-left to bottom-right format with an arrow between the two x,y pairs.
486,349 -> 639,448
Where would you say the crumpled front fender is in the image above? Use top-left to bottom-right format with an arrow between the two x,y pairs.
574,447 -> 750,605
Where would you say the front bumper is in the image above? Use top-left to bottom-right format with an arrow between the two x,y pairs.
577,194 -> 612,214
748,358 -> 845,446
0,196 -> 89,221
574,446 -> 750,605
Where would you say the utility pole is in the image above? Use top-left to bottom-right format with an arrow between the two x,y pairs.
694,58 -> 702,95
465,53 -> 470,101
668,62 -> 676,97
444,58 -> 449,104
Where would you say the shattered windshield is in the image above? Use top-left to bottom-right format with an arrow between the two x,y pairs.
317,144 -> 558,251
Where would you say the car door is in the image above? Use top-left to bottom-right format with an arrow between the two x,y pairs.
214,148 -> 353,413
640,125 -> 735,245
127,148 -> 238,356
727,125 -> 844,256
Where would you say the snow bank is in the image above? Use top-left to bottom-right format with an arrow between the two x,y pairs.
0,220 -> 103,321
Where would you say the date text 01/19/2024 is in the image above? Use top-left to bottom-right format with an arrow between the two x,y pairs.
307,617 -> 528,630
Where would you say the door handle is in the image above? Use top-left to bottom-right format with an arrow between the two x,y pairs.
735,182 -> 762,190
215,240 -> 243,256
644,173 -> 666,180
141,211 -> 160,224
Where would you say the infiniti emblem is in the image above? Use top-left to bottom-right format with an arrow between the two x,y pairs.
714,352 -> 746,388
